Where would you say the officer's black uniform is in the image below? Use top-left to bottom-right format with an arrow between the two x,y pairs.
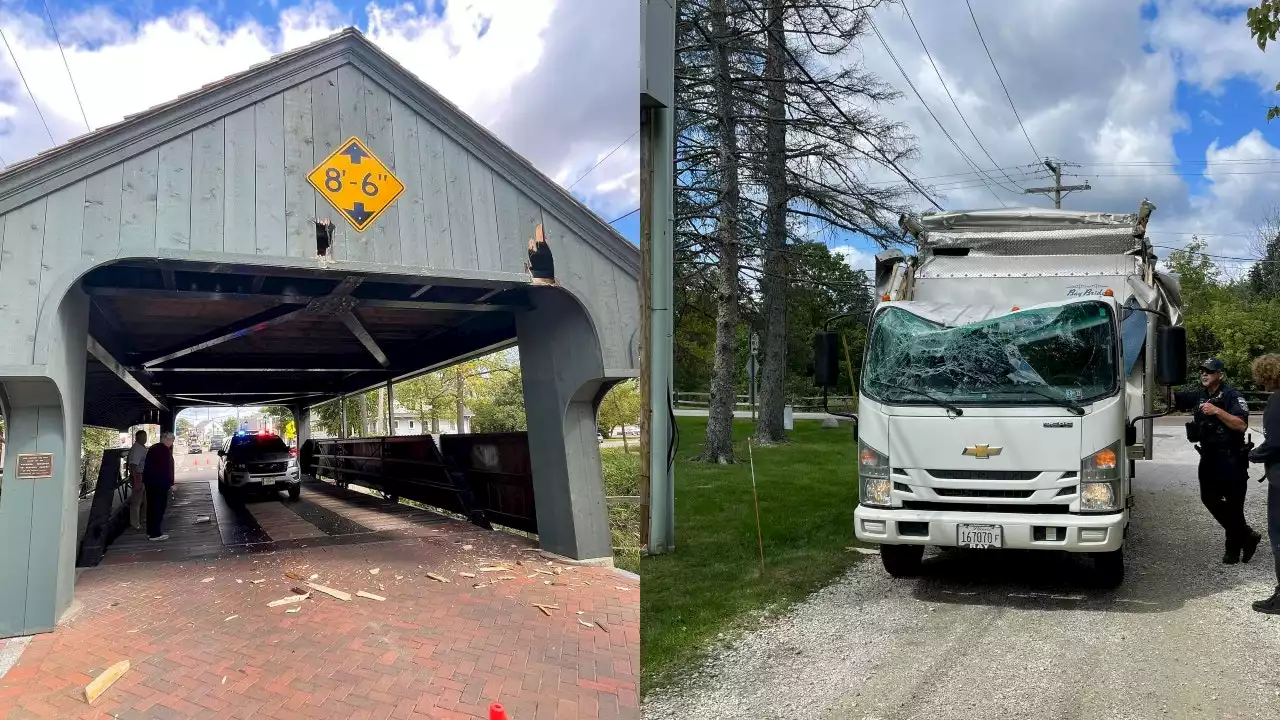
1173,357 -> 1261,563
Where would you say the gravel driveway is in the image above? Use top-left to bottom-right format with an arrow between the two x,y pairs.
643,427 -> 1280,720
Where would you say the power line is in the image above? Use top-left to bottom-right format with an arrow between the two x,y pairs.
901,1 -> 1024,192
608,207 -> 639,224
568,129 -> 638,192
867,15 -> 1008,207
0,25 -> 55,145
965,0 -> 1039,161
1152,244 -> 1280,264
42,0 -> 89,133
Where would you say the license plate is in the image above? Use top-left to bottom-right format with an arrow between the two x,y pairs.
957,524 -> 1003,549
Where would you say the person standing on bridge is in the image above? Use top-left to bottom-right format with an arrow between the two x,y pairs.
143,431 -> 176,541
1248,354 -> 1280,614
126,429 -> 149,531
1172,357 -> 1262,564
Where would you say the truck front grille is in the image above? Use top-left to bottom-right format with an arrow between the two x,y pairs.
933,488 -> 1034,499
926,469 -> 1040,481
903,501 -> 1070,514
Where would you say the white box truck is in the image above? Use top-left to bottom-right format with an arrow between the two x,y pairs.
813,204 -> 1188,587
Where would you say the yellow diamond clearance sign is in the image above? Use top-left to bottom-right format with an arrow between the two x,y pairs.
308,136 -> 405,233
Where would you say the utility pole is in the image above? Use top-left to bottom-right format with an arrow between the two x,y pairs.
642,0 -> 676,555
1023,158 -> 1090,209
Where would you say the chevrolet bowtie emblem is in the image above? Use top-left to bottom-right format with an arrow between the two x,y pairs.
962,444 -> 1003,459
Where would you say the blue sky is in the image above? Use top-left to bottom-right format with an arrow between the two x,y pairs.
815,0 -> 1280,278
0,0 -> 639,244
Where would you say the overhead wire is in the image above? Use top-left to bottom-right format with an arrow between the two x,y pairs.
608,208 -> 639,224
0,25 -> 55,145
900,1 -> 1025,192
567,129 -> 638,192
964,0 -> 1039,161
41,0 -> 89,133
867,14 -> 1008,207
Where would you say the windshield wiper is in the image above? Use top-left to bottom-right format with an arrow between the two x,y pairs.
1017,385 -> 1086,416
869,379 -> 964,416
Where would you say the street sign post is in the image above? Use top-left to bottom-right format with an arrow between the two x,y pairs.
748,331 -> 759,421
308,137 -> 405,232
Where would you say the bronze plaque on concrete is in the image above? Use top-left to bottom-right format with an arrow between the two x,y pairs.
15,453 -> 54,479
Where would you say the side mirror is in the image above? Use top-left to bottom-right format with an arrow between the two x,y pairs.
813,332 -> 840,388
1156,326 -> 1187,386
1125,423 -> 1137,446
217,449 -> 225,457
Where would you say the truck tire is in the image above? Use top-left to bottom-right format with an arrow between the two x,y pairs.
881,544 -> 925,577
1092,548 -> 1124,589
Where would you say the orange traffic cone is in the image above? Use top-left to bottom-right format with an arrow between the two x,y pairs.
489,703 -> 508,720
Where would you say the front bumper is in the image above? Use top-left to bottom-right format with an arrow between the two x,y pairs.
854,505 -> 1126,552
226,470 -> 301,488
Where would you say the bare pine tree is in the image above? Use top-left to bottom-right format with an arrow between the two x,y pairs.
745,0 -> 916,444
675,0 -> 916,459
695,0 -> 746,463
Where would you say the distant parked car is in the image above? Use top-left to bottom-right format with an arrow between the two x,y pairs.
188,445 -> 202,454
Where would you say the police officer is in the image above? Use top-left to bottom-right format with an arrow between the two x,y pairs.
1172,357 -> 1261,564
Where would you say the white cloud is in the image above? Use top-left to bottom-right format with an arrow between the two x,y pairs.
0,0 -> 636,218
830,245 -> 877,275
809,0 -> 1280,272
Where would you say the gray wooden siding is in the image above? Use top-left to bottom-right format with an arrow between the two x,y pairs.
3,63 -> 637,368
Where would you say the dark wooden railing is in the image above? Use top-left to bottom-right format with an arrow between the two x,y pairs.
302,432 -> 539,534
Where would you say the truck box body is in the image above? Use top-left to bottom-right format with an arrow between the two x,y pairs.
853,207 -> 1181,580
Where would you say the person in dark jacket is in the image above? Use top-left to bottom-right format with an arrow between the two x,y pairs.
1249,354 -> 1280,614
1171,357 -> 1262,564
143,431 -> 176,541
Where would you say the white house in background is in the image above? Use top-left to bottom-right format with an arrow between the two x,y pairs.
309,403 -> 475,439
391,402 -> 475,435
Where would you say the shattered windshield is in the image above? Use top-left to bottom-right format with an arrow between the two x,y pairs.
862,301 -> 1118,406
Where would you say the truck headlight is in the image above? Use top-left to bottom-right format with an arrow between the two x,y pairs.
1080,440 -> 1121,512
858,438 -> 891,506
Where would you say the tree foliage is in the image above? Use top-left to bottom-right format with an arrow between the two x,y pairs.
1168,237 -> 1280,391
1247,1 -> 1280,121
598,380 -> 642,451
469,367 -> 527,433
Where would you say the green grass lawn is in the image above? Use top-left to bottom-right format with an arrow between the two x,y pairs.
602,448 -> 641,574
640,416 -> 865,695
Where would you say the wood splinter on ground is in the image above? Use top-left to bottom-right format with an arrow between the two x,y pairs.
267,593 -> 309,608
460,572 -> 476,578
83,660 -> 130,705
356,591 -> 386,602
426,573 -> 451,583
306,583 -> 352,601
532,603 -> 558,617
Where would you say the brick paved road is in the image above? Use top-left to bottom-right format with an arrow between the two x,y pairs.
0,522 -> 638,720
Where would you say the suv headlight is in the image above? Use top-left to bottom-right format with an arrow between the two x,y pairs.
1080,440 -> 1122,512
858,438 -> 891,506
